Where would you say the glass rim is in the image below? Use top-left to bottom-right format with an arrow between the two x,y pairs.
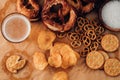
1,12 -> 31,43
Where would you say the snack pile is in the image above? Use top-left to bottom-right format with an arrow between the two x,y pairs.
57,17 -> 105,57
48,43 -> 79,69
56,17 -> 120,77
2,0 -> 120,79
86,51 -> 120,77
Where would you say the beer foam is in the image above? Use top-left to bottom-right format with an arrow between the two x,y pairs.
101,0 -> 120,29
2,13 -> 31,42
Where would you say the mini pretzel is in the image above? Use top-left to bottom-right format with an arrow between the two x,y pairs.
77,17 -> 84,23
71,40 -> 81,48
68,32 -> 80,41
89,20 -> 97,26
83,24 -> 94,31
67,32 -> 72,39
77,17 -> 89,27
82,36 -> 91,46
56,32 -> 66,38
86,30 -> 96,40
79,33 -> 84,42
83,18 -> 90,24
96,36 -> 102,44
77,17 -> 85,27
93,24 -> 99,30
77,21 -> 84,28
80,47 -> 90,57
95,26 -> 105,35
74,26 -> 82,33
90,41 -> 99,51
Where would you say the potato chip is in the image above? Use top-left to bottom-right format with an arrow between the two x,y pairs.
33,52 -> 48,70
38,29 -> 56,50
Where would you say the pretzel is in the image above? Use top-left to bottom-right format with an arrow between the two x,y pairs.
77,17 -> 84,23
89,41 -> 99,51
81,2 -> 94,13
56,32 -> 66,38
95,26 -> 105,35
79,33 -> 84,42
77,21 -> 85,28
17,0 -> 40,21
89,20 -> 97,26
83,24 -> 94,31
71,40 -> 81,48
42,0 -> 77,32
82,36 -> 91,46
67,32 -> 80,41
77,17 -> 85,27
77,17 -> 89,27
80,47 -> 90,57
74,26 -> 82,33
67,0 -> 82,10
96,36 -> 102,45
86,30 -> 96,40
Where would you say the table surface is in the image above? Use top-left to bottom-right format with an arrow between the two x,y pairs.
0,0 -> 120,80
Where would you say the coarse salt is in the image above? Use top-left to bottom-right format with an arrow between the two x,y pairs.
101,0 -> 120,29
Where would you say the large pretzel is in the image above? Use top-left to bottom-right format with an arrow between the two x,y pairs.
66,0 -> 82,10
67,0 -> 95,13
42,0 -> 77,32
17,0 -> 40,21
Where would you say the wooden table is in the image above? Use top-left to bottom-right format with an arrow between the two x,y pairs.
0,0 -> 120,80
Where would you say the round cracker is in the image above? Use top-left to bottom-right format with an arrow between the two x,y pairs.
98,50 -> 109,61
104,58 -> 120,77
86,51 -> 104,69
101,34 -> 119,52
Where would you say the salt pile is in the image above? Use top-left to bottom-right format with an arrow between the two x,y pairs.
101,0 -> 120,29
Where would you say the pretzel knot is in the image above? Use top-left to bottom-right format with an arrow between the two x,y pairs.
80,47 -> 90,57
56,32 -> 66,38
90,41 -> 99,51
82,36 -> 91,46
68,33 -> 80,41
71,40 -> 81,48
42,0 -> 77,32
17,0 -> 40,20
86,30 -> 96,40
83,24 -> 94,31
